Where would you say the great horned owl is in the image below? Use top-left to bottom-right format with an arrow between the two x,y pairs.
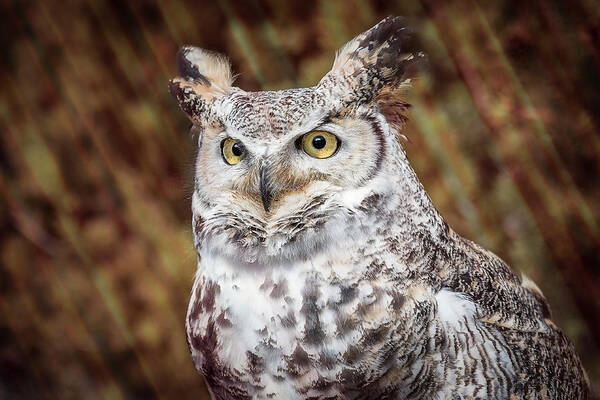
169,17 -> 590,399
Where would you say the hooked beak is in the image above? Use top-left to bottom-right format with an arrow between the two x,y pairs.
259,163 -> 273,213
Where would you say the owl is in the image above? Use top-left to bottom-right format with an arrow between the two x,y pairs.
169,17 -> 590,400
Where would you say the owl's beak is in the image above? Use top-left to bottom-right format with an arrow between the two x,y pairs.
259,164 -> 273,213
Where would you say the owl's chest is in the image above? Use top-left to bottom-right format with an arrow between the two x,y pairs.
185,249 -> 416,399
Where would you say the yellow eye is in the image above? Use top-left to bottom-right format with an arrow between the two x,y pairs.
301,131 -> 339,159
221,138 -> 246,165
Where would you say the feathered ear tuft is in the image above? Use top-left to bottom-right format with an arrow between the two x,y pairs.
168,47 -> 234,126
319,16 -> 427,119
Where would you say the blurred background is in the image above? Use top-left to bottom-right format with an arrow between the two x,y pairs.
1,0 -> 599,398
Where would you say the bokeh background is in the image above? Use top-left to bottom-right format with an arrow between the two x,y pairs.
1,0 -> 599,398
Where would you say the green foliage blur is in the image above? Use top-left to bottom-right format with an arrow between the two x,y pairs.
1,0 -> 599,398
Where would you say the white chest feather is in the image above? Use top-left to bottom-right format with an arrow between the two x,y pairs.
187,247 -> 515,399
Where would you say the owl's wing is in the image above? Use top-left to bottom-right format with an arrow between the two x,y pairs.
439,233 -> 591,398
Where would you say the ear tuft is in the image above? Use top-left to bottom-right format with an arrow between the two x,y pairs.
321,16 -> 427,108
177,47 -> 233,93
169,47 -> 234,126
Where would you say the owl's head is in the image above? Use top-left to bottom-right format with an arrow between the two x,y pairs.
170,17 -> 427,263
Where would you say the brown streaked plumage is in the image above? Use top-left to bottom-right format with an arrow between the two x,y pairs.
170,16 -> 591,399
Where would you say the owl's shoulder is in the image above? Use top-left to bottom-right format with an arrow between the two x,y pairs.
440,230 -> 550,330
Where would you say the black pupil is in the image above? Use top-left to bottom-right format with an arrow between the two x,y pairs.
231,142 -> 243,157
312,135 -> 326,149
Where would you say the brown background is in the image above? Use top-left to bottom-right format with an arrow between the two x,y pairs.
1,0 -> 599,398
